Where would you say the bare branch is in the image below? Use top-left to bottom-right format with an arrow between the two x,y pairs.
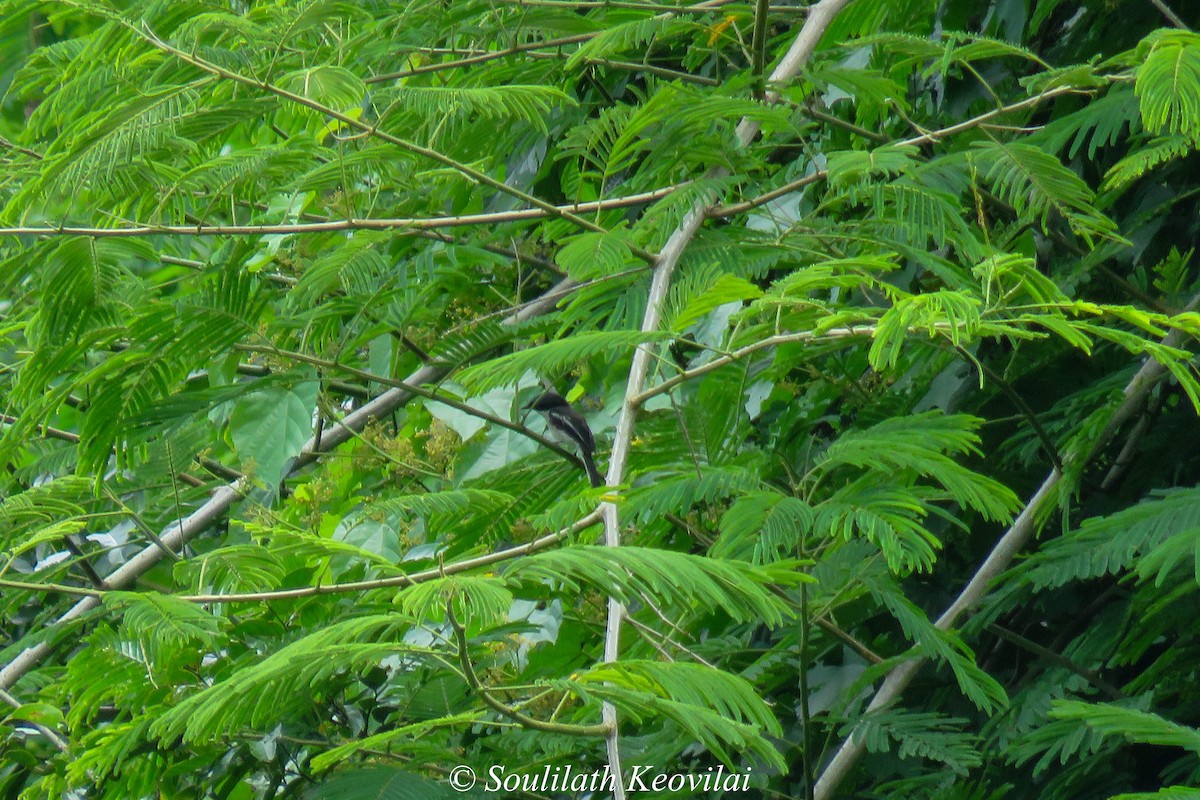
0,510 -> 603,604
0,184 -> 687,239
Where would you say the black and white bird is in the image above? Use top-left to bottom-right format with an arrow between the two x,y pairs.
528,391 -> 604,487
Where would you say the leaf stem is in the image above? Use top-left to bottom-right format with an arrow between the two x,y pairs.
447,600 -> 612,736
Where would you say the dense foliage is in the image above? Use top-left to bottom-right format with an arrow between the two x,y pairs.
2,0 -> 1200,798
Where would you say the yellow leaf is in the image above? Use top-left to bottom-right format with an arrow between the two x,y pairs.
708,15 -> 736,46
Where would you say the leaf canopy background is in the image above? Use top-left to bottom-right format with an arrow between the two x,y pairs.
2,0 -> 1200,798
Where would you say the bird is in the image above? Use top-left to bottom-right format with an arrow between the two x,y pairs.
527,390 -> 604,487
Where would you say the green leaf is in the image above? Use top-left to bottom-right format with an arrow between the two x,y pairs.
4,702 -> 66,730
229,381 -> 318,488
556,229 -> 637,280
1102,135 -> 1196,192
152,615 -> 420,743
172,544 -> 286,594
816,412 -> 1020,524
972,140 -> 1120,244
1017,488 -> 1200,590
847,710 -> 981,775
455,331 -> 669,393
1050,700 -> 1200,754
396,575 -> 513,628
506,546 -> 803,626
669,274 -> 763,333
103,592 -> 221,647
714,490 -> 813,563
309,717 -> 481,773
1136,30 -> 1200,139
566,660 -> 786,770
278,66 -> 366,113
382,84 -> 575,133
332,512 -> 402,564
306,766 -> 465,800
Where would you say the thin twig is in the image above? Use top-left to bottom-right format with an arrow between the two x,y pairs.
955,345 -> 1063,472
430,46 -> 720,85
0,687 -> 68,750
798,582 -> 815,800
1100,386 -> 1163,492
0,510 -> 603,604
631,323 -> 884,406
59,535 -> 108,590
370,33 -> 597,81
750,0 -> 771,99
803,105 -> 888,142
99,485 -> 180,562
987,624 -> 1123,701
367,0 -> 749,82
0,136 -> 43,160
0,184 -> 687,239
624,614 -> 715,667
447,600 -> 611,736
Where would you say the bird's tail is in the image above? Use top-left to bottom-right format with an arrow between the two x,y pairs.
583,452 -> 604,488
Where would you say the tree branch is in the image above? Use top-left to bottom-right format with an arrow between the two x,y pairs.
0,509 -> 603,603
56,9 -> 657,261
712,83 -> 1087,217
0,413 -> 206,488
0,184 -> 687,239
812,295 -> 1200,799
750,0 -> 771,99
366,0 -> 753,82
448,601 -> 611,737
987,623 -> 1123,701
596,0 -> 858,794
0,686 -> 68,751
1147,0 -> 1189,29
233,343 -> 588,472
0,273 -> 582,691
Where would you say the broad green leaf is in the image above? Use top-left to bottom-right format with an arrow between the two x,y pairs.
229,381 -> 318,488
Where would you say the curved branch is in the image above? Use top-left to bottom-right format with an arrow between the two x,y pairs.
0,686 -> 67,750
448,601 -> 611,737
596,0 -> 858,794
234,343 -> 588,470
